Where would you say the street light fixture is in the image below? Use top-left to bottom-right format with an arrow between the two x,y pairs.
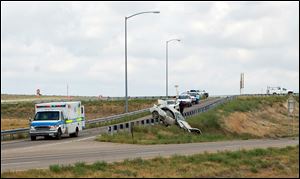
166,38 -> 181,98
125,11 -> 160,113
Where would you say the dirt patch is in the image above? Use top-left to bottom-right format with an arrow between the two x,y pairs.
1,118 -> 29,130
222,101 -> 299,137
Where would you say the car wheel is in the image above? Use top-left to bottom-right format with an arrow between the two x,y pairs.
152,111 -> 159,119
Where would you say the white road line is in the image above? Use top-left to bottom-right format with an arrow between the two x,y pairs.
76,136 -> 96,141
136,151 -> 161,155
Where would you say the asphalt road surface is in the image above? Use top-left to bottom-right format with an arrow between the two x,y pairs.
1,137 -> 298,172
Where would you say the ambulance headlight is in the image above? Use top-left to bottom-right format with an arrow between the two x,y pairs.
50,125 -> 59,130
30,126 -> 35,130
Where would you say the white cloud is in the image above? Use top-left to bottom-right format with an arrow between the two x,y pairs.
1,1 -> 299,96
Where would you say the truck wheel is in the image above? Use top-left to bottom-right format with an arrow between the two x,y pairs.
30,136 -> 36,141
56,129 -> 62,140
75,128 -> 79,137
70,128 -> 79,137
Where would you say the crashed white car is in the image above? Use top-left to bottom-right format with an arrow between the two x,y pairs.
157,99 -> 179,111
150,102 -> 202,134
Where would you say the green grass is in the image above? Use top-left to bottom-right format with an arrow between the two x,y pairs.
97,96 -> 295,144
97,124 -> 255,144
2,146 -> 298,178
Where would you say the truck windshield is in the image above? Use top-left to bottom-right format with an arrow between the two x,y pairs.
34,111 -> 59,121
179,96 -> 188,99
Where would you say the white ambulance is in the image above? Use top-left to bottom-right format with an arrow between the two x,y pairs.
29,101 -> 85,140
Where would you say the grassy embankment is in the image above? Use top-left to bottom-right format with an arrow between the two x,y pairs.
97,96 -> 299,144
2,145 -> 298,178
1,98 -> 156,131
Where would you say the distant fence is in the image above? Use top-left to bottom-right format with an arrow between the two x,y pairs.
1,96 -> 169,104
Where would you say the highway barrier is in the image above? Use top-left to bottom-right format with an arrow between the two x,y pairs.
106,96 -> 237,134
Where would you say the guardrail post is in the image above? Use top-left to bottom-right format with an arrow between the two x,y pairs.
113,125 -> 118,133
151,119 -> 154,125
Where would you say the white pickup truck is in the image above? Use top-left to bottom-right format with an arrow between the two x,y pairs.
266,86 -> 293,95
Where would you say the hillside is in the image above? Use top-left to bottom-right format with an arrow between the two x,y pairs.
98,96 -> 299,144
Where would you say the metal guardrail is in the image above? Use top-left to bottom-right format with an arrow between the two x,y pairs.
183,95 -> 236,118
86,108 -> 150,125
106,96 -> 237,134
1,128 -> 30,140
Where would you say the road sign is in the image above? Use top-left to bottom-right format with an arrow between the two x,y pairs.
288,97 -> 295,114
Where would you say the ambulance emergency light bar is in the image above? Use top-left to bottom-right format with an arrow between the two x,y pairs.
36,104 -> 66,108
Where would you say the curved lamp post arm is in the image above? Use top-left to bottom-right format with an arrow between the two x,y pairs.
167,39 -> 181,44
126,11 -> 160,19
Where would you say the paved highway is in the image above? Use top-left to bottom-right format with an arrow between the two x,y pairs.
1,137 -> 298,172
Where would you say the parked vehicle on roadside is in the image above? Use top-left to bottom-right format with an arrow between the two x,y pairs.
177,94 -> 193,107
266,86 -> 293,95
197,90 -> 209,99
29,101 -> 85,141
187,92 -> 200,104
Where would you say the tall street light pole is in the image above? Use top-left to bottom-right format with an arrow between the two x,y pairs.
166,39 -> 181,98
125,11 -> 160,113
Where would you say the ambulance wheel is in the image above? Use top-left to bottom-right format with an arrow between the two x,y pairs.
30,136 -> 36,141
56,129 -> 62,140
70,128 -> 79,137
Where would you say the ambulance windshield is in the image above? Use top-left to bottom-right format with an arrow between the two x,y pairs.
34,111 -> 59,121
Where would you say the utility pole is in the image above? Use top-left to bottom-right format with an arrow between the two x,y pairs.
240,73 -> 244,95
67,84 -> 69,98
